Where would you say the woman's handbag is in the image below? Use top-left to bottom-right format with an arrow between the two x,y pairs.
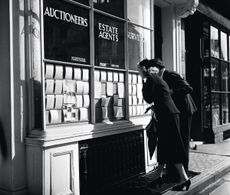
146,115 -> 158,159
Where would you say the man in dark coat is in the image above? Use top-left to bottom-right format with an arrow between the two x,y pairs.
146,58 -> 197,181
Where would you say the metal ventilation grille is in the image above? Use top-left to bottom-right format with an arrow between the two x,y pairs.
79,130 -> 145,195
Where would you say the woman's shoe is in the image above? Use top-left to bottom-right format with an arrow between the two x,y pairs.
172,179 -> 191,191
150,177 -> 163,188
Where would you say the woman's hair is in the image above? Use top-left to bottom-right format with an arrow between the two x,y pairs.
138,58 -> 149,68
147,58 -> 165,70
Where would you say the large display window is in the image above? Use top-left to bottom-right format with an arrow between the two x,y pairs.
94,14 -> 125,69
128,25 -> 151,70
42,0 -> 153,126
203,24 -> 230,128
43,0 -> 90,64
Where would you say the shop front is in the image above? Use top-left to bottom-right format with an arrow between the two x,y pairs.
0,0 -> 202,194
184,0 -> 230,143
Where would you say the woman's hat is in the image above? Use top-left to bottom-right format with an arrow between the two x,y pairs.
147,58 -> 165,70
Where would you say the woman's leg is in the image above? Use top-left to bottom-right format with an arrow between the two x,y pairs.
174,163 -> 189,183
155,164 -> 165,178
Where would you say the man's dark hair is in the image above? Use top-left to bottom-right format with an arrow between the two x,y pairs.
147,58 -> 165,70
138,59 -> 150,68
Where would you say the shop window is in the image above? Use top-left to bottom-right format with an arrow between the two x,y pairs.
210,26 -> 219,59
212,93 -> 220,127
222,94 -> 229,124
211,58 -> 220,91
127,0 -> 151,28
94,13 -> 125,69
43,0 -> 90,64
221,61 -> 229,91
220,31 -> 228,61
128,25 -> 151,70
94,70 -> 126,123
45,64 -> 90,125
93,0 -> 124,18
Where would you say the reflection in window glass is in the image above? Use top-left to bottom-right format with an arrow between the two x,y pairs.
93,0 -> 124,18
94,14 -> 125,69
211,58 -> 220,91
72,0 -> 89,5
127,0 -> 151,28
220,31 -> 227,61
212,93 -> 220,127
43,0 -> 90,64
222,94 -> 229,124
128,24 -> 151,70
221,62 -> 229,91
210,26 -> 219,58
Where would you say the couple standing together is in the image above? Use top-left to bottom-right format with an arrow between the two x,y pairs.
138,59 -> 197,191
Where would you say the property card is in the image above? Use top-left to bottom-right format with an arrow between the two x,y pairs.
128,74 -> 132,84
101,83 -> 106,95
137,84 -> 143,98
45,79 -> 54,94
107,71 -> 113,82
101,71 -> 107,82
129,96 -> 132,105
63,80 -> 75,93
119,73 -> 124,82
106,82 -> 113,96
46,95 -> 55,109
74,68 -> 81,80
113,72 -> 118,82
45,64 -> 54,79
94,70 -> 100,81
83,82 -> 90,94
76,81 -> 84,94
76,95 -> 83,108
83,95 -> 90,107
65,66 -> 73,79
79,108 -> 88,121
54,80 -> 63,94
137,75 -> 142,83
132,84 -> 137,95
55,65 -> 64,79
82,69 -> 89,81
117,83 -> 125,98
113,83 -> 118,94
132,74 -> 137,84
55,95 -> 63,109
50,110 -> 60,124
94,82 -> 102,98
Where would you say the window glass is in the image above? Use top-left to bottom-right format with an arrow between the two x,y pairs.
222,94 -> 229,124
128,24 -> 151,70
221,62 -> 228,91
211,58 -> 220,91
94,70 -> 126,123
210,26 -> 219,58
220,31 -> 227,61
212,93 -> 220,127
229,35 -> 230,61
93,0 -> 124,18
72,0 -> 89,5
94,14 -> 125,69
127,0 -> 151,28
43,0 -> 90,64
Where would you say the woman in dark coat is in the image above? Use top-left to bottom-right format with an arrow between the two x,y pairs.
137,59 -> 191,191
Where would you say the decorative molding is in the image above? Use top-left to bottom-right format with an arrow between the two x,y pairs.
175,0 -> 199,18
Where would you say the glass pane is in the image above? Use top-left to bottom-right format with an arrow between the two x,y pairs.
72,0 -> 89,5
93,0 -> 124,18
221,62 -> 228,91
94,14 -> 125,69
229,35 -> 230,61
203,93 -> 211,128
94,70 -> 126,123
220,31 -> 227,61
211,58 -> 220,91
128,24 -> 151,70
222,94 -> 229,124
212,93 -> 220,127
127,0 -> 151,28
44,0 -> 90,64
210,26 -> 219,58
128,73 -> 148,117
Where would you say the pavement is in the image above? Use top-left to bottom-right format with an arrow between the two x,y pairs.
163,138 -> 230,195
102,138 -> 230,195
